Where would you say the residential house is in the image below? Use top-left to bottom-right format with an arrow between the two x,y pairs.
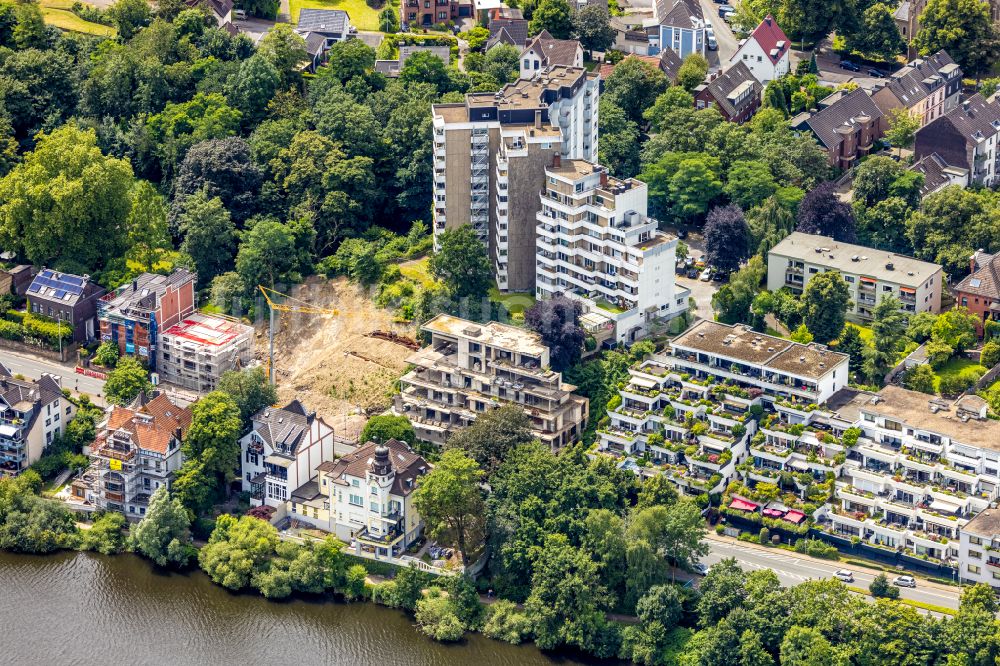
693,61 -> 762,123
316,439 -> 431,556
909,152 -> 969,196
402,0 -> 471,28
241,400 -> 339,510
518,31 -> 584,78
894,0 -> 927,58
729,15 -> 790,84
431,66 -> 600,291
914,93 -> 1000,187
767,231 -> 943,321
599,50 -> 682,84
187,0 -> 234,31
295,8 -> 354,68
794,88 -> 885,169
26,269 -> 106,343
375,44 -> 451,77
97,269 -> 197,370
487,9 -> 528,48
610,15 -> 654,55
648,0 -> 705,59
958,506 -> 1000,587
0,265 -> 35,298
395,314 -> 590,448
534,158 -> 690,343
157,312 -> 253,393
84,392 -> 191,517
952,250 -> 1000,337
871,51 -> 962,126
0,363 -> 72,475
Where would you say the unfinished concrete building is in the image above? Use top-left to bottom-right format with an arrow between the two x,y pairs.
156,312 -> 253,393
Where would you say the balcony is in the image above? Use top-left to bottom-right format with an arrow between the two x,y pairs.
357,526 -> 404,547
98,446 -> 136,462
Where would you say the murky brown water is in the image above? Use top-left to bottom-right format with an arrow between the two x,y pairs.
0,551 -> 603,666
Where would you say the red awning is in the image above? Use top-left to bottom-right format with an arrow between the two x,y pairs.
762,508 -> 784,518
730,498 -> 759,512
783,510 -> 806,524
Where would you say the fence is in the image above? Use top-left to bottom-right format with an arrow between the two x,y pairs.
974,361 -> 1000,391
0,337 -> 76,362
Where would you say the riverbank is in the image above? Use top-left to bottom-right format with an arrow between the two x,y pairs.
0,550 -> 614,666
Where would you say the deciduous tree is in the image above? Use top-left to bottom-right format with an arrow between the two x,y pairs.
529,0 -> 574,38
104,357 -> 152,405
413,449 -> 485,565
525,295 -> 586,371
178,189 -> 237,286
802,271 -> 851,343
429,224 -> 493,300
704,205 -> 751,274
129,486 -> 196,567
574,4 -> 616,53
914,0 -> 1000,74
796,181 -> 856,242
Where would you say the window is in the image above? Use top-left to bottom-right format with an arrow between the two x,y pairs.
808,267 -> 818,274
968,564 -> 981,574
370,502 -> 379,512
349,493 -> 363,506
962,297 -> 968,306
970,550 -> 983,559
523,58 -> 530,68
970,535 -> 983,545
352,479 -> 360,487
844,276 -> 854,283
267,482 -> 287,501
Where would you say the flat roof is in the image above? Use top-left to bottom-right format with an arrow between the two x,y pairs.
864,385 -> 1000,451
964,506 -> 1000,538
422,314 -> 548,356
162,312 -> 252,348
671,320 -> 847,380
769,232 -> 940,287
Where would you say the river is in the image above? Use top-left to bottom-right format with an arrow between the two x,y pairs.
0,551 -> 604,666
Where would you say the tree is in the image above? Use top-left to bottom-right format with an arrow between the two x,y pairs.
0,124 -> 134,271
780,625 -> 837,666
981,340 -> 1000,368
178,189 -> 237,286
529,0 -> 574,38
235,217 -> 296,289
12,2 -> 46,50
599,100 -> 641,177
104,357 -> 152,405
361,414 -> 417,445
670,156 -> 723,221
850,3 -> 905,62
906,186 -> 999,276
906,311 -> 938,343
217,367 -> 277,427
93,341 -> 120,368
483,44 -> 520,84
863,295 -> 907,383
704,205 -> 751,274
126,180 -> 171,272
868,572 -> 900,599
636,473 -> 679,510
415,591 -> 466,641
429,224 -> 493,300
725,161 -> 777,210
173,137 -> 263,228
183,391 -> 242,480
931,307 -> 978,354
228,54 -> 281,127
914,0 -> 1000,75
789,323 -> 814,343
574,4 -> 616,53
108,0 -> 151,39
198,514 -> 278,590
400,51 -> 452,93
677,53 -> 710,91
697,558 -> 747,627
902,363 -> 936,394
144,93 -> 242,180
257,23 -> 308,86
445,405 -> 533,476
801,271 -> 851,343
713,255 -> 766,324
797,182 -> 856,242
413,449 -> 485,565
627,501 -> 708,573
604,56 -> 669,122
525,295 -> 585,371
129,486 -> 196,568
378,6 -> 399,32
885,107 -> 921,158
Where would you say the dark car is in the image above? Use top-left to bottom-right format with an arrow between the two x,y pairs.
711,271 -> 726,282
867,68 -> 887,78
839,60 -> 861,72
677,228 -> 688,239
718,5 -> 734,16
686,268 -> 700,279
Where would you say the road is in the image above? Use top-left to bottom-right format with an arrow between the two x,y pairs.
704,535 -> 962,611
0,350 -> 106,405
698,0 -> 739,70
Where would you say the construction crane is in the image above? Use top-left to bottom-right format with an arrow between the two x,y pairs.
258,285 -> 339,384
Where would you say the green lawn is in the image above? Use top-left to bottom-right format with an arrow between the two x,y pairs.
489,286 -> 536,315
933,357 -> 986,394
843,322 -> 874,344
41,4 -> 115,35
288,0 -> 391,31
399,257 -> 435,288
595,299 -> 626,315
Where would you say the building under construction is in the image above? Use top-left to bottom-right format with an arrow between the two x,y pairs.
156,312 -> 254,393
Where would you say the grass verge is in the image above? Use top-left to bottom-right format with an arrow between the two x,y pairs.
40,0 -> 115,36
287,0 -> 393,31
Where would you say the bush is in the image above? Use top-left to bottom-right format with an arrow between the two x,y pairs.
869,573 -> 900,599
93,341 -> 120,368
343,564 -> 369,600
939,367 -> 982,396
415,591 -> 465,642
759,527 -> 770,544
794,538 -> 840,559
981,340 -> 1000,368
482,599 -> 532,644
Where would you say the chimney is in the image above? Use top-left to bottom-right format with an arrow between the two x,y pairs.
132,279 -> 138,292
600,170 -> 608,187
764,14 -> 772,24
534,109 -> 542,129
553,153 -> 561,168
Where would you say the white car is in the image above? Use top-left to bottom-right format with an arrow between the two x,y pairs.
700,268 -> 712,281
834,569 -> 854,583
692,562 -> 711,576
893,575 -> 916,588
233,8 -> 247,19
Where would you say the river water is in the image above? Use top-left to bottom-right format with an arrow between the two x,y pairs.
0,551 -> 602,666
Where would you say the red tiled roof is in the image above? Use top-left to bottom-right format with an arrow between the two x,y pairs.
102,394 -> 192,455
749,15 -> 789,65
954,253 -> 1000,300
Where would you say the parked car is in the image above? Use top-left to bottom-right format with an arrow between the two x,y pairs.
686,268 -> 700,279
839,60 -> 861,72
233,8 -> 247,19
707,34 -> 718,50
692,562 -> 711,576
700,268 -> 712,281
718,5 -> 734,16
684,256 -> 695,267
867,68 -> 887,78
834,569 -> 855,583
722,11 -> 735,22
677,228 -> 688,239
893,575 -> 916,588
711,271 -> 725,282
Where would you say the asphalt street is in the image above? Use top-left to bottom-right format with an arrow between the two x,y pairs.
704,535 -> 962,610
0,350 -> 106,405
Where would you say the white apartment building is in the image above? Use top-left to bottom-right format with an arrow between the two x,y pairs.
395,313 -> 589,449
431,65 -> 600,292
157,312 -> 253,394
241,400 -> 339,509
958,506 -> 1000,588
767,232 -> 942,321
317,439 -> 431,557
535,159 -> 689,343
670,320 -> 850,404
0,363 -> 73,475
85,392 -> 190,517
820,388 -> 1000,562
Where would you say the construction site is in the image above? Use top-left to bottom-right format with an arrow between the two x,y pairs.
158,312 -> 254,393
257,275 -> 420,422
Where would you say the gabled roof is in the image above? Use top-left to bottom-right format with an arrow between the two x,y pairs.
699,61 -> 761,117
27,269 -> 100,308
654,0 -> 702,26
101,393 -> 192,456
0,363 -> 63,411
488,18 -> 528,47
317,439 -> 430,497
296,8 -> 349,34
894,1 -> 910,21
522,30 -> 582,68
804,88 -> 883,150
936,93 -> 1000,144
250,400 -> 316,457
876,50 -> 959,111
954,251 -> 1000,299
908,152 -> 967,196
741,15 -> 789,65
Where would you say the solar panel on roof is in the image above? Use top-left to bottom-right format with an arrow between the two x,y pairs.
27,284 -> 39,293
970,278 -> 982,288
54,289 -> 66,300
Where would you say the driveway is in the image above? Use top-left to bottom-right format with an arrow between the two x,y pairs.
672,227 -> 719,319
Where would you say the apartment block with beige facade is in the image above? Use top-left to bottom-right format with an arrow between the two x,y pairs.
535,159 -> 688,343
395,314 -> 589,449
767,232 -> 942,321
431,65 -> 600,292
